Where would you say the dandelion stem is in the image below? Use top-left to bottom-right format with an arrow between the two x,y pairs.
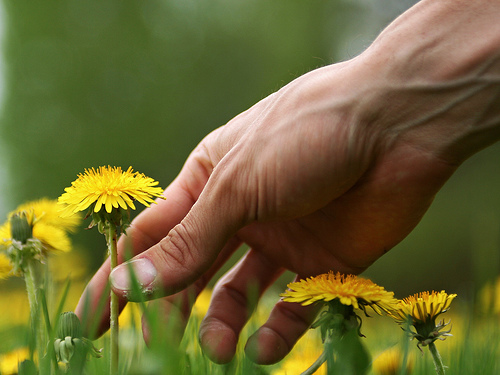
106,224 -> 119,374
24,258 -> 44,359
300,349 -> 327,375
428,342 -> 446,375
25,259 -> 38,318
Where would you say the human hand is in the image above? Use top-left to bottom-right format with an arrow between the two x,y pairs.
75,0 -> 500,365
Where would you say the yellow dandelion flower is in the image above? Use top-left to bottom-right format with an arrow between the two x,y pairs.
0,253 -> 12,279
0,221 -> 10,247
493,277 -> 500,315
272,330 -> 326,375
193,288 -> 213,318
0,347 -> 30,375
478,276 -> 500,315
388,290 -> 457,325
49,251 -> 88,282
58,166 -> 164,373
372,347 -> 415,375
15,198 -> 80,232
388,290 -> 456,358
33,222 -> 73,253
281,271 -> 397,315
0,288 -> 29,328
0,198 -> 80,253
58,166 -> 164,217
281,272 -> 393,372
118,302 -> 143,328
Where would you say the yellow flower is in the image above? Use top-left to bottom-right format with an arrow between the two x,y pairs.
49,251 -> 88,282
192,288 -> 213,318
15,198 -> 80,232
0,288 -> 29,328
281,271 -> 397,315
272,330 -> 326,375
0,198 -> 80,253
478,276 -> 500,315
0,221 -> 11,246
119,302 -> 143,328
58,166 -> 164,217
388,291 -> 457,325
372,347 -> 414,375
0,347 -> 30,375
0,253 -> 12,279
388,291 -> 456,349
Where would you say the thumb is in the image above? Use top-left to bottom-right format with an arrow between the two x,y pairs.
109,165 -> 249,300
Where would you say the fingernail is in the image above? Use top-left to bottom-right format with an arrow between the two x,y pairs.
110,258 -> 157,292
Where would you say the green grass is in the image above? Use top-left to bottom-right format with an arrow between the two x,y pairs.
0,274 -> 499,375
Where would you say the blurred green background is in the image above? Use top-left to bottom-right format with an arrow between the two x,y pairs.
0,0 -> 498,300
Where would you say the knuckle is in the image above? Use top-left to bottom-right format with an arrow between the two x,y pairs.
216,283 -> 249,311
158,223 -> 198,275
275,301 -> 313,331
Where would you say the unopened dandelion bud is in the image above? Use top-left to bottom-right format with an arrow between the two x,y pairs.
55,312 -> 82,363
57,311 -> 82,339
10,212 -> 32,244
54,311 -> 102,364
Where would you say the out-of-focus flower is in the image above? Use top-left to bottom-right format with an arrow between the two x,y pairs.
192,288 -> 212,318
0,253 -> 12,279
0,199 -> 81,277
0,347 -> 30,375
0,198 -> 80,253
478,276 -> 500,315
49,250 -> 88,282
0,221 -> 11,247
15,198 -> 81,232
372,347 -> 415,375
272,330 -> 326,375
119,302 -> 143,328
0,289 -> 29,328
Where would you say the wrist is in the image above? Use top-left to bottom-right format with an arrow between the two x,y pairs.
357,0 -> 500,165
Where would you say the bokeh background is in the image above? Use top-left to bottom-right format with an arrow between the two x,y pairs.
0,0 -> 498,304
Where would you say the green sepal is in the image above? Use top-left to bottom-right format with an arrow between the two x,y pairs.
86,204 -> 131,235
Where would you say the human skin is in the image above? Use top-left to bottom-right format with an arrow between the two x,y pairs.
75,0 -> 500,365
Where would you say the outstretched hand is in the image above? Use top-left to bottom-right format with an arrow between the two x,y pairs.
75,0 -> 500,365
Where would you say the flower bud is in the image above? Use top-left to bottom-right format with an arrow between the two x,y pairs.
10,212 -> 32,244
54,311 -> 102,364
57,311 -> 83,339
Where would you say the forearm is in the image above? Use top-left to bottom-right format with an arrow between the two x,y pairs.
358,0 -> 500,164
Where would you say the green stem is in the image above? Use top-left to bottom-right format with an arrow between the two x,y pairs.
106,224 -> 119,374
300,349 -> 327,375
24,258 -> 45,360
325,334 -> 337,375
25,259 -> 38,319
428,342 -> 446,375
